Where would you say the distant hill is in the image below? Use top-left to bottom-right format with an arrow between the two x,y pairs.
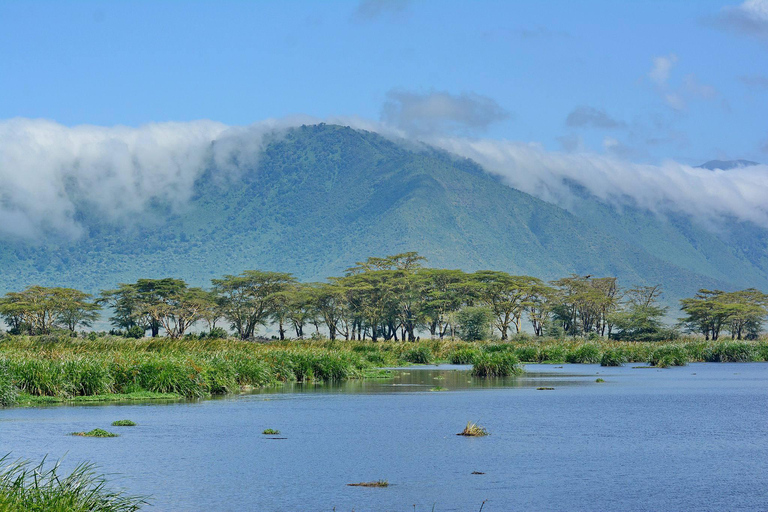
0,124 -> 766,308
697,159 -> 760,170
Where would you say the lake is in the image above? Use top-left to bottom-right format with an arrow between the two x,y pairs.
2,363 -> 768,511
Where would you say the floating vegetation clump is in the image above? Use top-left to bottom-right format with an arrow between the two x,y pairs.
429,386 -> 447,392
457,421 -> 489,437
536,387 -> 555,390
0,455 -> 147,511
111,420 -> 136,427
596,378 -> 605,383
347,480 -> 389,487
262,429 -> 280,435
70,429 -> 118,438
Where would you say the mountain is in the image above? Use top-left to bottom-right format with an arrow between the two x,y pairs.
0,124 -> 766,307
697,159 -> 760,170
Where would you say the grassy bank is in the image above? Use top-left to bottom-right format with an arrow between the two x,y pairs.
1,334 -> 768,406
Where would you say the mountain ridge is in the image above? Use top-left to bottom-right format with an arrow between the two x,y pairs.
0,124 -> 764,307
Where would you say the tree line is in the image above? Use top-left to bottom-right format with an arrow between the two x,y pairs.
1,252 -> 766,341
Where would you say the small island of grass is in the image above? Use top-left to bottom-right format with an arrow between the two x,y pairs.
70,428 -> 119,438
457,421 -> 488,437
347,480 -> 389,487
111,420 -> 137,427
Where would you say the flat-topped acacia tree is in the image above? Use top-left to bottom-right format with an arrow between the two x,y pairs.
212,271 -> 295,340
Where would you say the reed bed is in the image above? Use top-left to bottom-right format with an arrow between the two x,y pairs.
2,335 -> 768,406
0,455 -> 147,511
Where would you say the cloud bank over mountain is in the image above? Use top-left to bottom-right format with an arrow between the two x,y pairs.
1,116 -> 767,242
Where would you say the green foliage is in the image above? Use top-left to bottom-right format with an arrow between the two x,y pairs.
456,306 -> 492,341
600,348 -> 626,367
401,346 -> 433,365
470,352 -> 523,377
262,429 -> 280,435
448,347 -> 480,364
111,420 -> 136,427
649,345 -> 688,367
0,361 -> 17,407
0,455 -> 147,511
566,344 -> 602,364
70,429 -> 118,438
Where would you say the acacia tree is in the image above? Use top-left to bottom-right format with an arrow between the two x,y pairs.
610,285 -> 671,341
471,271 -> 542,340
212,270 -> 295,340
100,284 -> 157,337
309,281 -> 349,341
0,286 -> 100,335
54,288 -> 101,333
680,290 -> 729,340
418,269 -> 468,338
551,275 -> 620,336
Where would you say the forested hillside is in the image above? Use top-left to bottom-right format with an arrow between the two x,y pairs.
1,124 -> 765,306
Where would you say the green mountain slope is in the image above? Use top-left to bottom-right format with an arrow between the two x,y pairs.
0,124 -> 754,304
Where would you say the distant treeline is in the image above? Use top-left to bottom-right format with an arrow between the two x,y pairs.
1,253 -> 766,342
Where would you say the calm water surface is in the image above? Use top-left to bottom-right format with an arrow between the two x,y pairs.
1,363 -> 768,511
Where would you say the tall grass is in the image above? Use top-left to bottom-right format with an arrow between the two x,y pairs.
471,353 -> 523,377
0,455 -> 147,511
2,334 -> 768,404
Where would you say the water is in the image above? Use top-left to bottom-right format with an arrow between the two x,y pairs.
2,363 -> 768,511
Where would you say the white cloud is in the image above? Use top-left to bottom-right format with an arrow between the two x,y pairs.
715,0 -> 768,39
425,134 -> 768,229
649,54 -> 677,86
0,117 -> 301,240
381,89 -> 510,135
2,115 -> 766,245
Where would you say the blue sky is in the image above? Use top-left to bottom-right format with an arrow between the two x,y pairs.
0,0 -> 767,164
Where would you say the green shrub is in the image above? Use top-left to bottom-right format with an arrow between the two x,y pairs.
456,306 -> 492,341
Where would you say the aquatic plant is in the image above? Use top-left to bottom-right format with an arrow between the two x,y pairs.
0,361 -> 17,407
0,455 -> 146,511
429,386 -> 447,392
566,344 -> 601,364
649,345 -> 688,367
595,378 -> 605,383
401,346 -> 433,365
70,429 -> 118,438
111,420 -> 136,427
457,421 -> 489,437
262,429 -> 280,435
471,353 -> 523,377
346,480 -> 389,487
448,347 -> 480,364
600,349 -> 626,367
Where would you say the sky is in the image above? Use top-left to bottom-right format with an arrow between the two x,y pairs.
1,0 -> 768,239
1,0 -> 766,163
